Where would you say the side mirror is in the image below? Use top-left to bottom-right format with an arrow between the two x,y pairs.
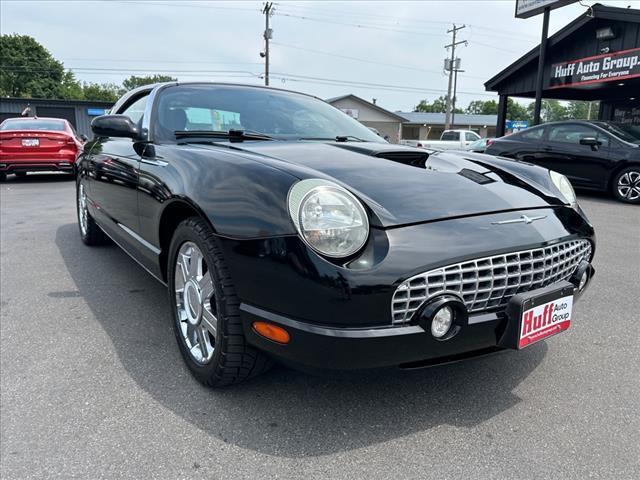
579,137 -> 600,149
91,114 -> 141,140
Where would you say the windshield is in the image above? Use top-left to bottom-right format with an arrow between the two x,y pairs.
1,119 -> 66,131
153,84 -> 385,143
592,121 -> 640,145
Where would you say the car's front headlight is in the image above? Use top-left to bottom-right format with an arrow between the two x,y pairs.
288,179 -> 369,258
550,170 -> 577,206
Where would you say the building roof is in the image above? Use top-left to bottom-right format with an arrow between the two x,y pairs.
0,97 -> 114,107
396,112 -> 498,126
325,94 -> 406,121
485,3 -> 640,92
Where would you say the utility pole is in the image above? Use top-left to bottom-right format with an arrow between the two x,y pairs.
444,24 -> 466,130
262,2 -> 274,86
452,61 -> 464,126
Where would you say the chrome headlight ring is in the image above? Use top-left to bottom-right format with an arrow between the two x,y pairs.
287,179 -> 369,258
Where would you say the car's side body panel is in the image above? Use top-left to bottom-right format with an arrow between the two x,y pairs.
486,120 -> 640,193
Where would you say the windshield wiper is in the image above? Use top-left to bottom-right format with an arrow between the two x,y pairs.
299,135 -> 366,142
174,129 -> 273,142
335,135 -> 366,142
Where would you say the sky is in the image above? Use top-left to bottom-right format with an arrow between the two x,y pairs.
1,0 -> 636,111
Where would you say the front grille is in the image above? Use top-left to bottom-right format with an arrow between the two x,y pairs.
391,239 -> 592,325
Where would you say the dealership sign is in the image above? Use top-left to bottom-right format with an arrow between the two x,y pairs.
515,0 -> 577,19
550,48 -> 640,89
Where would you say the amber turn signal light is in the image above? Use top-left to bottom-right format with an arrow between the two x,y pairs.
252,321 -> 290,344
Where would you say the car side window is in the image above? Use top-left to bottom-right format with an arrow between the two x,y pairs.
465,132 -> 478,141
119,95 -> 149,124
548,124 -> 601,146
441,131 -> 459,141
517,127 -> 545,140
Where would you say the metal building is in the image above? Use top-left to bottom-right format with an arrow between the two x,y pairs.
0,98 -> 114,137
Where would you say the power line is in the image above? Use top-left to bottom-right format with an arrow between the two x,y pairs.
271,41 -> 488,80
277,4 -> 538,42
276,11 -> 532,54
103,0 -> 259,12
269,71 -> 497,97
276,12 -> 448,37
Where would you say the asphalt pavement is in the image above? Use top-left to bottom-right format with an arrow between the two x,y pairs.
1,173 -> 639,479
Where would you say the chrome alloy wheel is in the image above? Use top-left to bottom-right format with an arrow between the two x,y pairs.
174,241 -> 218,364
78,183 -> 89,236
618,170 -> 640,201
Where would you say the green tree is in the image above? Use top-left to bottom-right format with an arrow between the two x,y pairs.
466,99 -> 498,115
414,96 -> 462,114
465,98 -> 531,122
566,100 -> 599,120
527,99 -> 568,122
0,34 -> 70,98
120,74 -> 177,94
81,82 -> 120,102
507,99 -> 531,123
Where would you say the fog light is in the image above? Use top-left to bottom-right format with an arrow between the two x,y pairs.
431,306 -> 453,338
578,271 -> 588,292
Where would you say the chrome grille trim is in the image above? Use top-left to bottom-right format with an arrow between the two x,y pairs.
391,239 -> 592,325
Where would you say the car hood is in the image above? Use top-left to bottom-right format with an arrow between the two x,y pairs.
190,141 -> 564,228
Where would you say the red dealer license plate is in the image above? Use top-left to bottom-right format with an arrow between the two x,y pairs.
519,294 -> 573,349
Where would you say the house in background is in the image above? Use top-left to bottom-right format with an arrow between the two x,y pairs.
325,94 -> 405,143
396,112 -> 498,140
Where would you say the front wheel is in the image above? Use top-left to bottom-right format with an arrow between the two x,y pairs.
612,167 -> 640,204
167,217 -> 272,387
76,180 -> 109,245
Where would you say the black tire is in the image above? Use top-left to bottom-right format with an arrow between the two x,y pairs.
14,171 -> 27,178
612,167 -> 640,204
76,179 -> 109,246
0,172 -> 6,182
168,217 -> 272,387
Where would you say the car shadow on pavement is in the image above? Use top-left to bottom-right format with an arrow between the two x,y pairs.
56,222 -> 547,458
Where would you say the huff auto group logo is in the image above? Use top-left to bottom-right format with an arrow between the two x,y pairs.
519,296 -> 573,349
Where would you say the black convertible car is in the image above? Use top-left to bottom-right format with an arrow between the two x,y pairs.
485,120 -> 640,204
77,83 -> 595,386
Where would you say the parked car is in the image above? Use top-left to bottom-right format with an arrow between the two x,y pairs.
77,82 -> 595,386
465,137 -> 495,153
485,120 -> 640,204
416,129 -> 481,150
0,117 -> 86,181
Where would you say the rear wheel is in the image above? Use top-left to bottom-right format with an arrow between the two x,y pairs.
612,167 -> 640,204
76,180 -> 109,245
168,217 -> 272,387
0,172 -> 5,182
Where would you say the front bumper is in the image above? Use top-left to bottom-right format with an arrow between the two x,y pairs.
0,160 -> 75,174
241,272 -> 593,370
219,205 -> 595,370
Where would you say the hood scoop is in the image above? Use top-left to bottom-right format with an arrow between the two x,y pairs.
374,150 -> 429,168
